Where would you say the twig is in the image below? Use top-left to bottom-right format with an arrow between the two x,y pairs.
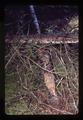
12,46 -> 61,77
24,55 -> 65,77
27,91 -> 73,114
56,77 -> 64,87
5,41 -> 25,69
11,46 -> 31,71
5,52 -> 16,69
66,81 -> 78,112
39,101 -> 73,114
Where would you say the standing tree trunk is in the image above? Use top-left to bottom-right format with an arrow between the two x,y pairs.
29,5 -> 41,34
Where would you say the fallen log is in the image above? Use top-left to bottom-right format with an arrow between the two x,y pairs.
25,34 -> 79,44
5,34 -> 79,45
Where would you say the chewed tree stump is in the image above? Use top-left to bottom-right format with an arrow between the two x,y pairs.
37,48 -> 58,102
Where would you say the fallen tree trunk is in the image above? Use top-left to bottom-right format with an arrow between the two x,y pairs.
26,34 -> 78,44
5,34 -> 79,45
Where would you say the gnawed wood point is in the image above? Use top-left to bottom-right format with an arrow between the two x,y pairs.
37,49 -> 58,101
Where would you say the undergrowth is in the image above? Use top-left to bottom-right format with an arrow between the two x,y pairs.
5,37 -> 79,115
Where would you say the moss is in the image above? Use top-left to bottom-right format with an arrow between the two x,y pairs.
5,74 -> 18,103
54,63 -> 66,76
5,100 -> 33,115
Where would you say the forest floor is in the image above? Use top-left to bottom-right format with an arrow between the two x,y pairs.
5,13 -> 79,115
5,38 -> 79,115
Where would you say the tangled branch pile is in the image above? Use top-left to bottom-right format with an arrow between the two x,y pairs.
5,37 -> 79,115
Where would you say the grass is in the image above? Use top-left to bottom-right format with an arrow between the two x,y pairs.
5,99 -> 33,115
54,63 -> 66,76
5,36 -> 79,115
5,73 -> 18,99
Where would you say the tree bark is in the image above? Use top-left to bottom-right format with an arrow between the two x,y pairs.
29,5 -> 41,34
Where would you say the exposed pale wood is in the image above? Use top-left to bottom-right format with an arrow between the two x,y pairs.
37,49 -> 58,100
